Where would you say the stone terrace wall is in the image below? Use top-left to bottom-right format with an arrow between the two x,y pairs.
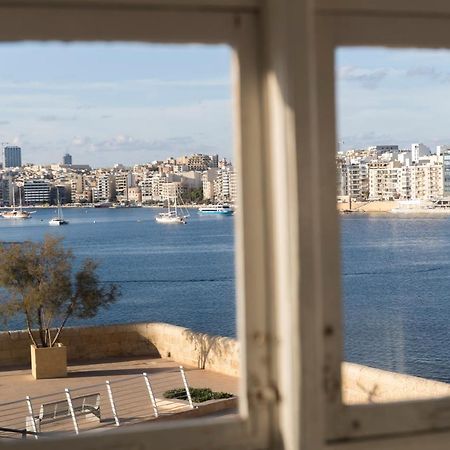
2,322 -> 450,398
0,322 -> 239,377
342,362 -> 450,403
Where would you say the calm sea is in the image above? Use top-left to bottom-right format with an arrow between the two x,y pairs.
1,209 -> 450,383
342,214 -> 450,383
0,208 -> 236,337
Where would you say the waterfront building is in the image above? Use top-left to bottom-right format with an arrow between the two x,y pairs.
443,151 -> 450,197
345,160 -> 369,200
161,181 -> 182,200
368,161 -> 402,201
139,177 -> 153,203
410,163 -> 443,200
95,174 -> 116,202
2,145 -> 22,168
214,167 -> 238,203
127,186 -> 142,203
23,179 -> 51,204
179,171 -> 202,190
202,169 -> 219,200
114,172 -> 133,202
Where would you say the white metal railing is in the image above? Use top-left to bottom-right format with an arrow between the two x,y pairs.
0,366 -> 195,439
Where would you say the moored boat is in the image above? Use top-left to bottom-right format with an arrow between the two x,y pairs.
198,204 -> 234,215
155,194 -> 188,224
49,190 -> 69,226
1,185 -> 32,219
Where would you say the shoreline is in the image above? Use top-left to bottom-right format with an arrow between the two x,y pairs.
338,200 -> 450,215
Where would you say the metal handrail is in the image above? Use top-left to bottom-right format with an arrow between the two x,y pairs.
0,426 -> 39,439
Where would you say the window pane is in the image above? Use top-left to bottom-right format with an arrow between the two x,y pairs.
0,42 -> 239,437
336,47 -> 450,404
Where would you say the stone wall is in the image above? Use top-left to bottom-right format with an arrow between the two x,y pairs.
2,322 -> 450,400
0,322 -> 239,377
337,200 -> 397,213
342,362 -> 450,403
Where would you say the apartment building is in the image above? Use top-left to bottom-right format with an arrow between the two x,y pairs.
202,169 -> 219,200
94,174 -> 116,202
368,161 -> 401,201
23,179 -> 51,204
410,163 -> 443,200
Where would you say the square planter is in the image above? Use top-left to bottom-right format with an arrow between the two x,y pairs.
31,344 -> 67,379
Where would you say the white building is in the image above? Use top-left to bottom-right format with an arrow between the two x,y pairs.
411,143 -> 431,162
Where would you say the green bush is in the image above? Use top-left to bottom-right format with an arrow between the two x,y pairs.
163,387 -> 234,403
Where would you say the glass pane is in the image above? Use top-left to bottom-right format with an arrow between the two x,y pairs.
336,47 -> 450,404
0,42 -> 239,437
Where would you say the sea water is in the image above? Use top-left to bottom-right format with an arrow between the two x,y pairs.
1,209 -> 450,382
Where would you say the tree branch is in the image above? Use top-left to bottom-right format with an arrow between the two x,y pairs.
24,312 -> 38,348
51,309 -> 72,347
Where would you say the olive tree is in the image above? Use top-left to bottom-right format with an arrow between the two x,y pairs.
0,236 -> 119,347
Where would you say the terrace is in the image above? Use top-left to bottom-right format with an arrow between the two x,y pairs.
0,355 -> 238,439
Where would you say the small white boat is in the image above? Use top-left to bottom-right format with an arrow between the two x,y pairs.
49,217 -> 68,226
155,212 -> 187,224
49,190 -> 69,226
155,194 -> 188,224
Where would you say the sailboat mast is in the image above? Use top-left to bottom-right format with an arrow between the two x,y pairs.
11,183 -> 16,210
57,189 -> 63,219
174,194 -> 178,215
18,186 -> 22,212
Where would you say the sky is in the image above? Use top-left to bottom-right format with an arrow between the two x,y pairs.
0,42 -> 232,167
336,47 -> 450,152
3,44 -> 450,165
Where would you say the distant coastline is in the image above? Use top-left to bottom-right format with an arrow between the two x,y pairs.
338,200 -> 450,214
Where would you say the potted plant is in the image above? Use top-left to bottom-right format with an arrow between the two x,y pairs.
0,236 -> 119,379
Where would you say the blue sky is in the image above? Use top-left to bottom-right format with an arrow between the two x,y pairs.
0,42 -> 232,167
336,47 -> 450,151
4,44 -> 449,165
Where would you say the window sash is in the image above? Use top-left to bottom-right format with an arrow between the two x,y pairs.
0,3 -> 274,450
316,10 -> 450,443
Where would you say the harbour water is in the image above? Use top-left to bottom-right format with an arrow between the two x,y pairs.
0,208 -> 236,337
1,209 -> 450,383
342,214 -> 450,383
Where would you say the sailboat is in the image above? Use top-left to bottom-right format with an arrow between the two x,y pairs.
155,193 -> 188,224
1,185 -> 32,219
49,190 -> 69,226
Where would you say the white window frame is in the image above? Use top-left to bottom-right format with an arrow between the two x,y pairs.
7,1 -> 450,450
315,1 -> 450,449
0,1 -> 280,450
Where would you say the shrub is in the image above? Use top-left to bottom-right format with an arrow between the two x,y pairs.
163,387 -> 234,403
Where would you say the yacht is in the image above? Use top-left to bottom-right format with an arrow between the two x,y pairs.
198,204 -> 234,215
49,191 -> 69,226
156,194 -> 188,224
1,186 -> 32,219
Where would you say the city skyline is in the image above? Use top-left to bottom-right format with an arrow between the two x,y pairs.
0,42 -> 232,167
